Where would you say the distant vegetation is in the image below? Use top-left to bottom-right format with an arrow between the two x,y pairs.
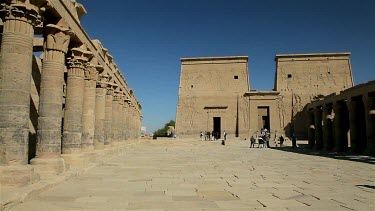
153,120 -> 175,138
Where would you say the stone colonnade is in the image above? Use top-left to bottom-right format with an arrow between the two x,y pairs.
0,0 -> 142,187
307,81 -> 375,155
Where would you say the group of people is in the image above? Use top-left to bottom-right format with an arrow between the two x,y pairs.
250,128 -> 271,148
248,128 -> 298,149
200,130 -> 227,142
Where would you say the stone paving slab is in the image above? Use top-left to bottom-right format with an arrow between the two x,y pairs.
7,139 -> 375,211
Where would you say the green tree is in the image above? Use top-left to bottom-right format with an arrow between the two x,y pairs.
153,120 -> 175,138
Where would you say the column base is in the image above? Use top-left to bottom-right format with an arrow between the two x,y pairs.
0,165 -> 39,187
61,154 -> 89,171
30,157 -> 66,178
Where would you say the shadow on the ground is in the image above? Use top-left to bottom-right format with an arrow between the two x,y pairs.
356,185 -> 375,190
271,143 -> 375,165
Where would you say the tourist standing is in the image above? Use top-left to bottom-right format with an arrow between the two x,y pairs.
292,134 -> 297,148
250,136 -> 255,148
200,131 -> 204,141
279,135 -> 284,147
223,130 -> 227,141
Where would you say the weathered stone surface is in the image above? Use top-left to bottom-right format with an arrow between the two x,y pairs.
0,1 -> 41,165
94,74 -> 107,150
176,56 -> 250,139
9,139 -> 375,210
62,47 -> 92,154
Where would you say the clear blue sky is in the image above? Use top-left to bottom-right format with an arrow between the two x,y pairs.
80,0 -> 375,133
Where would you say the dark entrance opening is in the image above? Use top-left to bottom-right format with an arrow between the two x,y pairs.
258,107 -> 270,131
213,117 -> 221,139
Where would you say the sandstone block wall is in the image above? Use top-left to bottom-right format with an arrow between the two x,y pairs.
176,56 -> 249,138
275,53 -> 353,137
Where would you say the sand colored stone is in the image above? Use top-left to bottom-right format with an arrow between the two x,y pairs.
308,80 -> 375,155
176,54 -> 353,140
104,86 -> 114,146
0,1 -> 142,188
0,1 -> 41,165
9,139 -> 375,211
94,74 -> 107,150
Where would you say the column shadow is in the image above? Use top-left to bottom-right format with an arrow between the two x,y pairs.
271,142 -> 375,165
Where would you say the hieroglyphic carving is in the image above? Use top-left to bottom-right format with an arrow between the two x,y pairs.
180,97 -> 199,126
277,95 -> 286,129
240,96 -> 249,128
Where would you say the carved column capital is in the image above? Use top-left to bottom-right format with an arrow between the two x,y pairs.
96,73 -> 108,88
67,48 -> 93,77
113,93 -> 122,102
44,24 -> 72,63
84,65 -> 99,81
106,84 -> 114,96
0,2 -> 41,28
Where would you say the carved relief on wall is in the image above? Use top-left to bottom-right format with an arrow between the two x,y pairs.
277,95 -> 286,129
292,93 -> 303,114
180,96 -> 200,127
240,96 -> 249,128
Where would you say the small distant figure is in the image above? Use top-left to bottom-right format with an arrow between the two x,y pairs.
292,134 -> 297,148
266,132 -> 270,148
221,138 -> 225,145
258,136 -> 264,148
279,135 -> 284,147
211,131 -> 215,141
223,130 -> 227,141
250,136 -> 255,148
200,131 -> 204,141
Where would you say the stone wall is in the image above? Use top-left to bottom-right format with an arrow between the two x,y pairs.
275,53 -> 353,137
176,56 -> 249,138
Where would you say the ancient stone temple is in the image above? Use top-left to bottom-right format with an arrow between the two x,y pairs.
0,0 -> 142,187
175,53 -> 353,139
176,56 -> 250,138
307,81 -> 375,155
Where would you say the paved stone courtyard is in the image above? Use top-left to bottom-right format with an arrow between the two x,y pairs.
10,139 -> 375,211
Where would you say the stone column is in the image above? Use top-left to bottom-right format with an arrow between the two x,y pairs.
111,93 -> 120,145
104,84 -> 114,147
308,110 -> 315,149
118,94 -> 125,142
124,99 -> 130,140
333,101 -> 349,152
314,107 -> 323,150
0,1 -> 41,187
94,74 -> 108,150
62,48 -> 92,155
128,106 -> 133,139
0,2 -> 41,165
121,97 -> 129,141
322,104 -> 334,151
81,64 -> 99,151
364,95 -> 375,155
30,23 -> 71,176
347,99 -> 361,153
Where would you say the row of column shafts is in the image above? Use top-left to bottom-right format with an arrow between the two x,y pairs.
0,1 -> 142,172
308,94 -> 375,154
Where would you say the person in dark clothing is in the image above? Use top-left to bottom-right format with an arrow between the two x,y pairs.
292,134 -> 297,148
279,135 -> 284,147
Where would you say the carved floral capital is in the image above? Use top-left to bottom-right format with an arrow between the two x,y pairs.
44,24 -> 72,54
0,2 -> 41,27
